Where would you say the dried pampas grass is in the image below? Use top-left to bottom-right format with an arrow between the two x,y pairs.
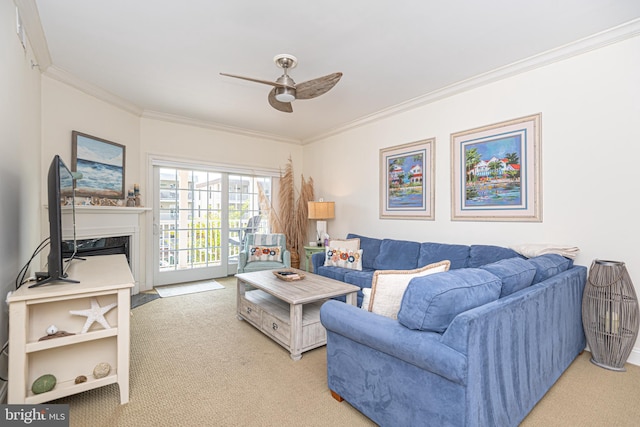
258,157 -> 315,268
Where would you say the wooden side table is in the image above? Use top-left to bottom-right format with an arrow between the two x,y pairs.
304,246 -> 325,272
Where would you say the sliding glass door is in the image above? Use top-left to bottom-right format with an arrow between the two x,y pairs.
152,165 -> 272,286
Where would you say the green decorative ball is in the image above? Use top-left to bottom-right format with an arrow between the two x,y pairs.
32,374 -> 57,394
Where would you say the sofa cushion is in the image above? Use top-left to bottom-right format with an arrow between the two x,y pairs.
398,268 -> 502,333
373,239 -> 421,270
527,254 -> 572,284
366,261 -> 451,319
347,233 -> 382,269
343,270 -> 375,288
480,257 -> 536,297
418,242 -> 470,270
248,245 -> 283,263
316,265 -> 349,282
468,245 -> 524,268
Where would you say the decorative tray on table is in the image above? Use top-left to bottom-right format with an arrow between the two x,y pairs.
273,269 -> 305,281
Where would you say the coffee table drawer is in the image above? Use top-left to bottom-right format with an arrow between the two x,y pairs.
239,298 -> 262,324
262,312 -> 290,344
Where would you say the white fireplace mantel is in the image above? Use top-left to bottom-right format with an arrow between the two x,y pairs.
57,205 -> 150,293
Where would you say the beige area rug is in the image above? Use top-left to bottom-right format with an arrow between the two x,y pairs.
52,276 -> 640,427
154,280 -> 224,298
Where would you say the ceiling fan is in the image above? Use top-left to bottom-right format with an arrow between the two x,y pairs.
220,54 -> 342,113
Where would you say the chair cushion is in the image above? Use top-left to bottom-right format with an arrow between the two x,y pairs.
398,268 -> 501,333
248,245 -> 283,263
366,261 -> 450,319
527,254 -> 572,284
479,257 -> 536,297
373,239 -> 421,270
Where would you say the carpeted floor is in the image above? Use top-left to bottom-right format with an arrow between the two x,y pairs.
53,276 -> 640,427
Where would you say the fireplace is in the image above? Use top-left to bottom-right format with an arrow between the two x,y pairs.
64,236 -> 130,264
59,205 -> 149,293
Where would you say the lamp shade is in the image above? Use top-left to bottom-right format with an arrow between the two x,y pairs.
308,201 -> 335,219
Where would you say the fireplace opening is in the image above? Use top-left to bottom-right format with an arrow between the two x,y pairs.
63,236 -> 130,266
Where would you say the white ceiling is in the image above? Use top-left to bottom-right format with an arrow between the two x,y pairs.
29,1 -> 640,143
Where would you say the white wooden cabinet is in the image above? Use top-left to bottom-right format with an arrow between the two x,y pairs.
7,255 -> 134,404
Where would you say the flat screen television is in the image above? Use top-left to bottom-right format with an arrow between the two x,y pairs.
31,155 -> 80,287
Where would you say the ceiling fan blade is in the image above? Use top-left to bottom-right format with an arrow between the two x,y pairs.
295,72 -> 343,100
268,88 -> 293,113
220,73 -> 285,88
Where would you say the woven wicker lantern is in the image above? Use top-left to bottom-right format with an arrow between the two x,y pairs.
582,260 -> 639,371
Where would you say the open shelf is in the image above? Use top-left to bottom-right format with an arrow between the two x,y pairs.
7,255 -> 134,404
26,328 -> 118,353
25,372 -> 118,404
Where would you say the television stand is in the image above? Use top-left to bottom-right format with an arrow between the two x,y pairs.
29,274 -> 80,288
7,254 -> 134,404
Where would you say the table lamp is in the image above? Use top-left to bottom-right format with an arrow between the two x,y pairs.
308,200 -> 335,246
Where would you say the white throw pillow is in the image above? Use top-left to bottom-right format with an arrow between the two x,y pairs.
324,238 -> 362,270
324,248 -> 363,270
367,260 -> 451,319
247,245 -> 283,263
361,288 -> 372,310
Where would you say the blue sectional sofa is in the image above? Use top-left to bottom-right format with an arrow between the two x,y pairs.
311,233 -> 528,307
315,234 -> 587,426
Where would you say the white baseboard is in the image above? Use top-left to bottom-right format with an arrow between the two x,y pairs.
627,347 -> 640,367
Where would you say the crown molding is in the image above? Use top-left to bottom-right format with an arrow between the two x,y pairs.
303,18 -> 640,144
43,66 -> 144,116
141,111 -> 302,145
15,0 -> 52,70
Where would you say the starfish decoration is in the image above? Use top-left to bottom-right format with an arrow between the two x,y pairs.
69,298 -> 118,334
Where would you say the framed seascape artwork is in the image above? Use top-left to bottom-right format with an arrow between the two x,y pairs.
450,113 -> 541,222
72,131 -> 126,199
380,138 -> 435,220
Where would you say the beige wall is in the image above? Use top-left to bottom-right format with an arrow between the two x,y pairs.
38,79 -> 303,291
40,77 -> 142,201
0,0 -> 42,380
303,34 -> 640,364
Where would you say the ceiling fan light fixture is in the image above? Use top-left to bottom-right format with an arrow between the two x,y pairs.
275,86 -> 296,103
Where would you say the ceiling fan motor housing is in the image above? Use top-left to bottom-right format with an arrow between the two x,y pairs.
274,74 -> 296,102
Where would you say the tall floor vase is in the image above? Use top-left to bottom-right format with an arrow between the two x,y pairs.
582,259 -> 639,371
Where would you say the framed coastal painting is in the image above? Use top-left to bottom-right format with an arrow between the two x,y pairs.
72,131 -> 126,199
380,138 -> 435,220
450,113 -> 541,222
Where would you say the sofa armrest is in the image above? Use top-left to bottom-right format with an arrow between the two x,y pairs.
312,251 -> 325,272
320,300 -> 467,385
238,250 -> 248,271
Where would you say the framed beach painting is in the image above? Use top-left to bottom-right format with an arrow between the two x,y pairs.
72,131 -> 126,199
450,113 -> 541,222
380,138 -> 435,220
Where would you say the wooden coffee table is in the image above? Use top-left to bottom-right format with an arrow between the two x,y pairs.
236,269 -> 359,360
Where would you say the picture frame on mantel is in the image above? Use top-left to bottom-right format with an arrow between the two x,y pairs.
72,131 -> 126,200
450,113 -> 541,222
380,138 -> 435,220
